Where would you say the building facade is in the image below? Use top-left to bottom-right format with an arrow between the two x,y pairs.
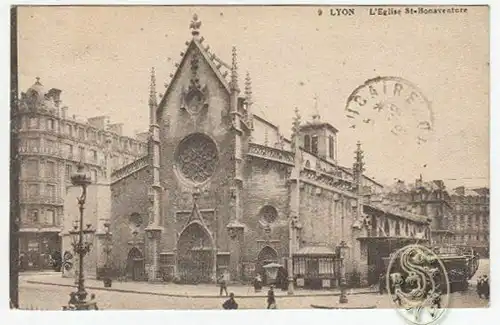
104,15 -> 431,288
14,79 -> 147,271
385,178 -> 455,246
450,187 -> 490,256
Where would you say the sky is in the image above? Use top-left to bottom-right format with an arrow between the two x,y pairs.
16,6 -> 490,188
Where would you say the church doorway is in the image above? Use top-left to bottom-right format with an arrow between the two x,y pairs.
127,247 -> 145,281
177,222 -> 214,283
256,246 -> 278,285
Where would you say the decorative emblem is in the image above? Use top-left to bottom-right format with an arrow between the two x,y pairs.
386,244 -> 450,325
175,133 -> 218,184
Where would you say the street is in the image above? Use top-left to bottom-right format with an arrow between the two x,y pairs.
18,259 -> 489,310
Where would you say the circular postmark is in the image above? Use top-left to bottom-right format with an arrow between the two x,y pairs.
345,77 -> 434,145
386,244 -> 450,325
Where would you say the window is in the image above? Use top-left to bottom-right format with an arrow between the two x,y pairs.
78,128 -> 85,139
46,184 -> 56,198
311,135 -> 319,155
24,160 -> 39,177
64,144 -> 73,158
384,220 -> 390,236
27,138 -> 40,149
28,184 -> 39,197
29,117 -> 38,128
47,119 -> 55,130
318,258 -> 333,275
328,135 -> 335,159
46,161 -> 56,178
91,169 -> 98,182
90,149 -> 97,162
294,258 -> 306,275
45,210 -> 56,225
30,210 -> 39,223
395,220 -> 401,236
259,205 -> 278,224
304,135 -> 311,151
65,164 -> 72,180
79,147 -> 85,160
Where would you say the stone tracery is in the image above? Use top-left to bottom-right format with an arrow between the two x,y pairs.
175,133 -> 218,183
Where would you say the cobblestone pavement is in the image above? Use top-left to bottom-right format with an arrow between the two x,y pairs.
19,281 -> 489,310
18,258 -> 490,310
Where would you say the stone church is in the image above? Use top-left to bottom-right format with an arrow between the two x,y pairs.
98,14 -> 431,287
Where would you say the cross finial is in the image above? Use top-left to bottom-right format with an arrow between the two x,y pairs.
190,14 -> 202,37
35,77 -> 41,84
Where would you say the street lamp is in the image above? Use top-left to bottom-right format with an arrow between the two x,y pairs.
288,215 -> 300,295
337,240 -> 349,304
68,162 -> 96,310
102,221 -> 113,287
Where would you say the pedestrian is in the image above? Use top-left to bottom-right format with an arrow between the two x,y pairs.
482,275 -> 490,300
218,270 -> 229,296
267,285 -> 276,309
222,292 -> 238,310
254,274 -> 263,293
378,273 -> 385,295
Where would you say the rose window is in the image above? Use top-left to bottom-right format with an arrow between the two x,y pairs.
175,133 -> 218,183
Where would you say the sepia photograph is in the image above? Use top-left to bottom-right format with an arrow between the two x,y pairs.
9,5 -> 490,317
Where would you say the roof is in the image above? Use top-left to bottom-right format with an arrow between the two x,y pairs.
157,37 -> 231,118
295,246 -> 336,256
300,121 -> 339,133
364,203 -> 430,224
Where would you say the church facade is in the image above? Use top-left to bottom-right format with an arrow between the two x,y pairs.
106,15 -> 431,287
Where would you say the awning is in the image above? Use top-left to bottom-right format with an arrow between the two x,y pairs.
295,246 -> 336,256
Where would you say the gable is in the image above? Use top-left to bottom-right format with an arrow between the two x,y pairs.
157,39 -> 230,120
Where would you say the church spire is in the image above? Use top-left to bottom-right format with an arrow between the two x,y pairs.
149,67 -> 157,109
291,107 -> 302,152
352,141 -> 365,193
230,46 -> 239,92
245,72 -> 253,129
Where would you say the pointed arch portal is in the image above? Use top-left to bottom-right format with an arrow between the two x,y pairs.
177,222 -> 214,283
127,247 -> 145,281
255,246 -> 279,285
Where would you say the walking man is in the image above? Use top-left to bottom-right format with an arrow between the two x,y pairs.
218,270 -> 229,296
267,285 -> 276,309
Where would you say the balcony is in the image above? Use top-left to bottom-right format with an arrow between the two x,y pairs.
19,146 -> 61,158
20,195 -> 64,206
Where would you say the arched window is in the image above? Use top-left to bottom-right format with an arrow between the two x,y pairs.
395,220 -> 401,236
129,213 -> 143,228
304,135 -> 311,151
405,223 -> 409,236
259,205 -> 278,224
384,219 -> 390,236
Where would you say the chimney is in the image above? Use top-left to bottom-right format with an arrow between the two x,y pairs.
88,116 -> 109,130
61,106 -> 68,119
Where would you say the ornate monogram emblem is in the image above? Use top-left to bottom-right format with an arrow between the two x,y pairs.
175,133 -> 218,184
386,244 -> 450,325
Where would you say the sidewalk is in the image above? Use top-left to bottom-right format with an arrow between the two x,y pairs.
23,273 -> 378,298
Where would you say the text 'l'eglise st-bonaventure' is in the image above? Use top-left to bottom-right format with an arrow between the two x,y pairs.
368,7 -> 468,16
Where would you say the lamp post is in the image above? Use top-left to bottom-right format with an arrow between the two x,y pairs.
68,162 -> 96,310
287,215 -> 300,295
337,240 -> 349,304
102,221 -> 113,287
